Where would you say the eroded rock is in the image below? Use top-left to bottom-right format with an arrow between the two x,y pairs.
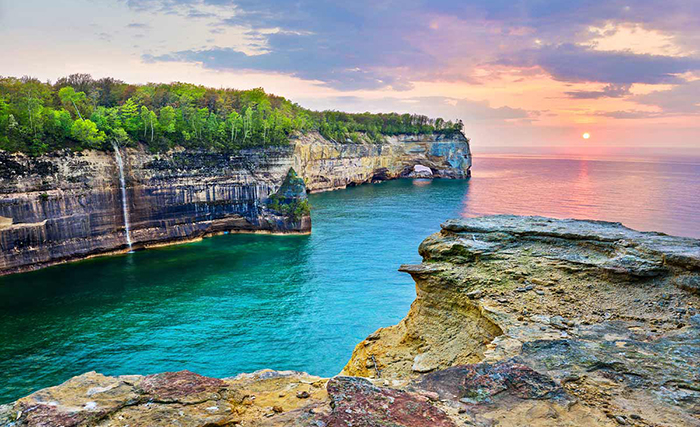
322,376 -> 456,427
345,216 -> 700,426
4,216 -> 699,426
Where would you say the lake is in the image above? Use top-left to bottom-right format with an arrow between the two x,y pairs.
1,155 -> 699,403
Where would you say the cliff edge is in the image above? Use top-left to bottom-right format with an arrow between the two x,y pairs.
2,216 -> 698,426
0,147 -> 310,276
0,131 -> 471,275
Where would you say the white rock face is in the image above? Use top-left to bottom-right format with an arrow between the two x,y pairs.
412,165 -> 433,178
292,131 -> 471,192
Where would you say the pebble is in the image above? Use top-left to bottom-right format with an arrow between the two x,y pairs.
525,285 -> 534,291
467,290 -> 484,299
422,391 -> 440,401
614,415 -> 627,425
272,406 -> 283,413
535,290 -> 545,295
550,316 -> 568,330
296,391 -> 310,399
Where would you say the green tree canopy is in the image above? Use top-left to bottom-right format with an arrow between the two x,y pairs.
70,119 -> 105,149
0,74 -> 466,155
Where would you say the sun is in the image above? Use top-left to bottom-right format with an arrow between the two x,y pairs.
582,132 -> 591,140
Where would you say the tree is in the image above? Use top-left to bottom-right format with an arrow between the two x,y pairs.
94,77 -> 123,107
434,117 -> 444,131
148,110 -> 157,142
44,109 -> 73,141
158,106 -> 176,135
140,106 -> 150,139
111,128 -> 131,148
0,74 -> 463,154
191,107 -> 209,140
120,98 -> 140,135
242,107 -> 254,144
55,73 -> 94,93
90,106 -> 122,135
19,85 -> 44,135
71,119 -> 105,149
227,111 -> 241,145
58,87 -> 86,120
0,98 -> 9,132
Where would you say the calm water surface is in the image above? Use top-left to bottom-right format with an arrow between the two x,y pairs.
1,155 -> 699,402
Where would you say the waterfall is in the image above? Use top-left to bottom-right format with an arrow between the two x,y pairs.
111,141 -> 133,250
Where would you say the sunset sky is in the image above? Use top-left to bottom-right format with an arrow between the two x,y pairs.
2,0 -> 699,153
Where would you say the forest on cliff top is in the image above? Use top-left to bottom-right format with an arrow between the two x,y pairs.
0,74 -> 464,155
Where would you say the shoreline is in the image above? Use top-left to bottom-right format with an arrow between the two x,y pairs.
0,226 -> 311,278
0,175 -> 469,278
0,132 -> 472,278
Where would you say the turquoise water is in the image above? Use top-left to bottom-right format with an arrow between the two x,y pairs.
1,156 -> 699,403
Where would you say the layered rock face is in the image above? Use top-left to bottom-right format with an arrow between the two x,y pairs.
293,131 -> 471,192
344,216 -> 700,426
0,147 -> 309,275
0,132 -> 470,275
3,216 -> 698,427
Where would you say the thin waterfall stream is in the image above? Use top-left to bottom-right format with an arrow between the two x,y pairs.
111,141 -> 133,250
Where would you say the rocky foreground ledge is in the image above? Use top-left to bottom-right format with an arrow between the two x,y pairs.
2,215 -> 699,427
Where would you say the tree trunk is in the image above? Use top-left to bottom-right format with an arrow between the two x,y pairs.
71,100 -> 83,120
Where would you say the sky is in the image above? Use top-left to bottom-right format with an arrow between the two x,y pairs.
1,0 -> 699,153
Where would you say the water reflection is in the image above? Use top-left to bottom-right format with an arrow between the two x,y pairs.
462,156 -> 700,238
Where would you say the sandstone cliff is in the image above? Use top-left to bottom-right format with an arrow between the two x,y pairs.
293,131 -> 471,192
2,216 -> 698,426
0,147 -> 309,276
0,131 -> 471,275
